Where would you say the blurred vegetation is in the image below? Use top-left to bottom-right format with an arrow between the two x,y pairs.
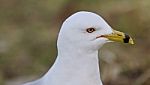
0,0 -> 150,85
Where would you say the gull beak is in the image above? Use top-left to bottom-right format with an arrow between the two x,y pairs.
97,30 -> 134,44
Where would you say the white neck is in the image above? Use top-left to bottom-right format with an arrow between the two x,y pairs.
42,44 -> 103,85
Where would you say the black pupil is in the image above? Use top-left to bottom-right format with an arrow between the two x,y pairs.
90,29 -> 93,31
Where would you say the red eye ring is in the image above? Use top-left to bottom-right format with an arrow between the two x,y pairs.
86,28 -> 96,33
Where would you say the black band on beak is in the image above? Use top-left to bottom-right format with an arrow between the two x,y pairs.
123,34 -> 130,43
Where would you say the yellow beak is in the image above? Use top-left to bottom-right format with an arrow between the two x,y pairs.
97,30 -> 134,44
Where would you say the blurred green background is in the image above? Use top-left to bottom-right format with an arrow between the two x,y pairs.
0,0 -> 150,85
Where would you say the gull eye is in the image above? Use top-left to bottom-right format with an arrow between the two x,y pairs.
86,28 -> 96,33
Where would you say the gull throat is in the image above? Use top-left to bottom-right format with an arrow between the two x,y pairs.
44,48 -> 103,85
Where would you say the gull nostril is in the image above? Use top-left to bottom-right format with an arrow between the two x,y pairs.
117,34 -> 122,36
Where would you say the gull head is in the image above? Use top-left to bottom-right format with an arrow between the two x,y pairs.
57,11 -> 134,51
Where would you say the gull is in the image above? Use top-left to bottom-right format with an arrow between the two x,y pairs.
23,11 -> 134,85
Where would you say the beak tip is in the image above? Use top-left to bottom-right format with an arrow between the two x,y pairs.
129,39 -> 134,45
130,42 -> 134,45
